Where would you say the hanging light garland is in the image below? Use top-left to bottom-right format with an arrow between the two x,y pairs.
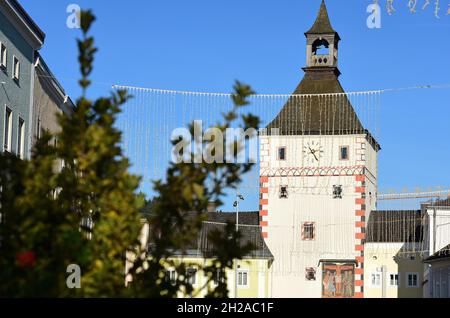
377,0 -> 449,18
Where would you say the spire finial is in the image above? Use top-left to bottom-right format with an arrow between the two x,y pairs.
305,0 -> 337,35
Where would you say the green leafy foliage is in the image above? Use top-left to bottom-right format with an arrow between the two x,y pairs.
0,10 -> 260,298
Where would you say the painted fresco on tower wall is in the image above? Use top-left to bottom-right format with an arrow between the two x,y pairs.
322,263 -> 355,298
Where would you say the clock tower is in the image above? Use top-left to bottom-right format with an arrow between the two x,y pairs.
259,1 -> 380,298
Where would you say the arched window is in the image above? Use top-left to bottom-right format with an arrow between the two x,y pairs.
312,39 -> 330,56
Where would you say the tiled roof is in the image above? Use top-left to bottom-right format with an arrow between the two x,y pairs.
149,211 -> 273,260
433,198 -> 450,207
366,210 -> 424,243
425,244 -> 450,262
266,70 -> 365,136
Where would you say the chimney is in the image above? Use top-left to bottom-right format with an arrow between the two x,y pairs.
207,201 -> 217,213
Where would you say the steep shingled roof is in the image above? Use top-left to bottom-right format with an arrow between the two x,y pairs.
366,210 -> 424,243
266,1 -> 380,150
305,0 -> 337,35
266,70 -> 366,136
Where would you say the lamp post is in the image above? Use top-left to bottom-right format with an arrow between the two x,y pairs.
233,191 -> 244,298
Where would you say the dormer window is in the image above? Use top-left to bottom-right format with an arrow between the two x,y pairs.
278,147 -> 286,161
279,186 -> 288,199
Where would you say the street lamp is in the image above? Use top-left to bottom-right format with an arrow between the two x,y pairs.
233,191 -> 244,298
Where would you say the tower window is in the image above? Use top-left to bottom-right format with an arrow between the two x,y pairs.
340,146 -> 349,160
278,147 -> 286,161
305,268 -> 317,281
333,185 -> 343,199
312,39 -> 330,56
302,222 -> 315,240
279,186 -> 288,199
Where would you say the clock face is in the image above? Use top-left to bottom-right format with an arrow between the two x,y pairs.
303,141 -> 324,164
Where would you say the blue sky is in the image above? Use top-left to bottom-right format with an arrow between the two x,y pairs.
20,0 -> 450,210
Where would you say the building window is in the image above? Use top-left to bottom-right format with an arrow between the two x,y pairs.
165,269 -> 177,285
278,147 -> 286,160
406,273 -> 419,288
237,270 -> 249,287
4,107 -> 12,152
340,146 -> 349,160
305,268 -> 316,281
213,269 -> 225,285
389,273 -> 399,287
371,273 -> 381,287
36,119 -> 41,139
279,185 -> 288,199
17,118 -> 24,159
12,56 -> 20,81
0,42 -> 6,69
333,185 -> 343,199
186,268 -> 197,286
302,222 -> 315,241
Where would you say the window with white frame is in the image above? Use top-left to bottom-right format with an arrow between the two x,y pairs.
406,273 -> 419,288
389,273 -> 399,287
0,42 -> 6,69
237,270 -> 249,287
12,56 -> 20,81
17,117 -> 24,159
4,107 -> 12,152
186,268 -> 197,286
371,273 -> 381,287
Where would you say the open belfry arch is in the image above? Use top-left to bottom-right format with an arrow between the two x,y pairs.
259,1 -> 380,298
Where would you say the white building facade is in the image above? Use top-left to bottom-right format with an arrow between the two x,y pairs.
423,199 -> 450,298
